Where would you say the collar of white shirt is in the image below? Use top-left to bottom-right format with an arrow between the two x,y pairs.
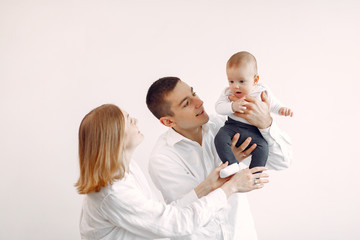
165,121 -> 214,147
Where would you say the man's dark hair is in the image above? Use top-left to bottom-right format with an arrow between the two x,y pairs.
146,77 -> 180,119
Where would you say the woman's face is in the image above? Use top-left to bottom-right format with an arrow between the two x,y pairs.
122,110 -> 144,150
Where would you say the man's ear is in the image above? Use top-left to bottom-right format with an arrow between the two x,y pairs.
254,75 -> 259,85
160,116 -> 176,128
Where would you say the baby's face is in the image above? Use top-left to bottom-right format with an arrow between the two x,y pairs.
226,64 -> 258,99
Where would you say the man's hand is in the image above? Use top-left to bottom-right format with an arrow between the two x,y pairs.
231,133 -> 256,163
230,167 -> 269,192
221,167 -> 269,197
194,162 -> 231,198
234,91 -> 272,129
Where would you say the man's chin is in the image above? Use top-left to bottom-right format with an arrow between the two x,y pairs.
201,112 -> 210,124
195,110 -> 209,125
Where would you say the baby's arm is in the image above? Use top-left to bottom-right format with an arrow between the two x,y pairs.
215,88 -> 244,115
264,85 -> 293,117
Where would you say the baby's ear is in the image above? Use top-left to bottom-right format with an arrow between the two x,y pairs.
254,75 -> 259,84
160,116 -> 176,128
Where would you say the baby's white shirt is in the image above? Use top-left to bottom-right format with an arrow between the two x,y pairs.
215,83 -> 283,125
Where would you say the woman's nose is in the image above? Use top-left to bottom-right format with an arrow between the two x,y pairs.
194,97 -> 203,108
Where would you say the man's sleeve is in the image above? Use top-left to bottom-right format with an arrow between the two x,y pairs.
259,121 -> 293,170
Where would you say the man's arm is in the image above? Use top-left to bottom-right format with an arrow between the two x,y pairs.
258,122 -> 292,170
148,148 -> 268,207
234,91 -> 273,129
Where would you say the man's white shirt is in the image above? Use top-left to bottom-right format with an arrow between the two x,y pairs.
149,115 -> 292,240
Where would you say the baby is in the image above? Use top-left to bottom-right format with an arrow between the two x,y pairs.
214,51 -> 293,178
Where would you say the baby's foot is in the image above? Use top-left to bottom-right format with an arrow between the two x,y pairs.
220,163 -> 240,178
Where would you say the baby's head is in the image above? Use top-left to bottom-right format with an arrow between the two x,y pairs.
226,51 -> 259,99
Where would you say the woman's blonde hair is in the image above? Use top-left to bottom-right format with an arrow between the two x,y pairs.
75,104 -> 127,194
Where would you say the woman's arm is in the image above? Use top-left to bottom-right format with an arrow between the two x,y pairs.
100,165 -> 268,238
100,186 -> 226,238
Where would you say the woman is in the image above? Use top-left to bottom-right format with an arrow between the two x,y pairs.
75,104 -> 268,239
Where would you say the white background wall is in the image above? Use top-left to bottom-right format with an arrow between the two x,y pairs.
1,0 -> 360,239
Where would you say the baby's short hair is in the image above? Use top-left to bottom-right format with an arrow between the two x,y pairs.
227,51 -> 258,75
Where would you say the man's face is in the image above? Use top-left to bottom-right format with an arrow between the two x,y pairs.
165,81 -> 209,131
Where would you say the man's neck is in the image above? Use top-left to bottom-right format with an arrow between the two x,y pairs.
173,126 -> 203,145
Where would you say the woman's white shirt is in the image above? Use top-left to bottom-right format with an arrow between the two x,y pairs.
79,161 -> 227,240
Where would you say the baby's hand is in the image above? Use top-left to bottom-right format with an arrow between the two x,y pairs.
231,97 -> 246,113
228,95 -> 241,102
279,107 -> 293,117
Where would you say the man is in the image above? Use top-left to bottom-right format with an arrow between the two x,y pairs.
146,77 -> 292,240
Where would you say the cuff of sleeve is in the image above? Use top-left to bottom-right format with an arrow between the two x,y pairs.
259,121 -> 278,145
258,125 -> 271,135
177,190 -> 199,207
228,102 -> 235,113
